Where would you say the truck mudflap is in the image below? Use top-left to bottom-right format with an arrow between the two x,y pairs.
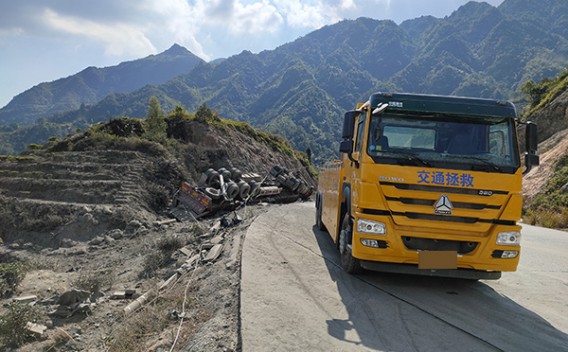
359,260 -> 502,280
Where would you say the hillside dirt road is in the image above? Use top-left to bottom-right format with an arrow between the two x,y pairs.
241,202 -> 568,352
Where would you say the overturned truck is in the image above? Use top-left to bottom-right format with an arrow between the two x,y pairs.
172,165 -> 313,220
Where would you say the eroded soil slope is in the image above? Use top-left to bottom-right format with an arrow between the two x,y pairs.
0,117 -> 315,351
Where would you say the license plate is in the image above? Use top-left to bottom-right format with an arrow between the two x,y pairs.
418,250 -> 457,269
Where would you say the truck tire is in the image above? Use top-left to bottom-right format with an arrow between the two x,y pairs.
207,170 -> 220,188
204,187 -> 221,200
339,214 -> 363,274
225,181 -> 239,200
230,167 -> 242,181
315,195 -> 326,231
218,168 -> 232,182
248,181 -> 261,198
237,180 -> 250,199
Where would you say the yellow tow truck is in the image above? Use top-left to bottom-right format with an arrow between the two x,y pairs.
316,92 -> 539,280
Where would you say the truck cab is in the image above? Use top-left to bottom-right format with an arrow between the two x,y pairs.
316,92 -> 539,280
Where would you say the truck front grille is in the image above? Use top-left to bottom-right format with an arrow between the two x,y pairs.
402,236 -> 478,254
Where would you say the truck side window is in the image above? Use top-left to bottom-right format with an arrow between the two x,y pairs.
354,116 -> 366,153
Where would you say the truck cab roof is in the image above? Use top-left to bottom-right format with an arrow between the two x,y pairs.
369,92 -> 517,119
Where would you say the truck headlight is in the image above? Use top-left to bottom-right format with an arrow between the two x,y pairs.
357,219 -> 386,235
496,231 -> 521,245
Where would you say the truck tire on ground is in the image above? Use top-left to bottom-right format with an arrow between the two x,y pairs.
339,214 -> 363,274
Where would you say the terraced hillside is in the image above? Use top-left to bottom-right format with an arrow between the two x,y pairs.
0,150 -> 181,247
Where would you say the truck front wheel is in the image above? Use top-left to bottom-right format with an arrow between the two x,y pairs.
339,214 -> 363,274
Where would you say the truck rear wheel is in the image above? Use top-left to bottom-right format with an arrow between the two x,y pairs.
339,214 -> 362,274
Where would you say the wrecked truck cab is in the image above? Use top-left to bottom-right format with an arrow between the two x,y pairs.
171,165 -> 313,220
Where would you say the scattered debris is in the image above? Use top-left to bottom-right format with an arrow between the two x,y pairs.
12,294 -> 38,304
204,244 -> 223,262
110,290 -> 136,300
156,218 -> 177,226
179,246 -> 193,257
57,289 -> 90,306
26,322 -> 48,338
123,289 -> 155,316
158,273 -> 179,291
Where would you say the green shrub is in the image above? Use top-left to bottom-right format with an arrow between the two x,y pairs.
0,303 -> 39,348
141,252 -> 168,278
27,143 -> 43,150
0,262 -> 29,297
157,235 -> 184,255
72,270 -> 113,293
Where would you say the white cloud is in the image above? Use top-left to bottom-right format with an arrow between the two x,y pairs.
143,0 -> 211,59
230,1 -> 284,34
42,8 -> 155,57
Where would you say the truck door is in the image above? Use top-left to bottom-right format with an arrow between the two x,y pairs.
350,112 -> 367,212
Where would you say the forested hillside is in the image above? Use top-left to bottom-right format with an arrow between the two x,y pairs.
2,0 -> 568,161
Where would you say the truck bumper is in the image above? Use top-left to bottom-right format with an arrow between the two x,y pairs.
351,212 -> 521,274
359,260 -> 502,280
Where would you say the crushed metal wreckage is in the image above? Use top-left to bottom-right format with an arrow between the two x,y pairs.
170,165 -> 313,221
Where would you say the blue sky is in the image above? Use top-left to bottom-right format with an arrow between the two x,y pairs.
0,0 -> 503,108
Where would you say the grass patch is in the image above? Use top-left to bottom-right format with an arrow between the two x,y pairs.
106,301 -> 171,351
524,153 -> 568,228
157,235 -> 184,255
0,261 -> 31,297
105,281 -> 205,352
0,155 -> 35,162
522,68 -> 568,117
523,208 -> 568,229
0,303 -> 40,348
141,252 -> 169,279
72,270 -> 114,293
140,235 -> 185,279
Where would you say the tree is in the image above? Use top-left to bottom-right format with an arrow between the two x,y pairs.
143,96 -> 167,143
306,147 -> 312,162
195,103 -> 221,123
521,78 -> 552,108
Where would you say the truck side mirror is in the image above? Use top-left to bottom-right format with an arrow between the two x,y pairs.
339,111 -> 359,167
342,111 -> 357,139
339,140 -> 353,154
525,121 -> 538,154
523,121 -> 539,174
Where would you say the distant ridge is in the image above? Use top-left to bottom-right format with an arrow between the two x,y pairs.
0,44 -> 205,125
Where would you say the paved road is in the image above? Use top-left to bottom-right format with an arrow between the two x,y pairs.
241,202 -> 568,351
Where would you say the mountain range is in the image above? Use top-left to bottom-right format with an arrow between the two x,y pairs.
0,44 -> 204,125
1,0 -> 567,161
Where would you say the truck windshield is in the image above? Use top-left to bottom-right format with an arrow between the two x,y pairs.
367,114 -> 520,173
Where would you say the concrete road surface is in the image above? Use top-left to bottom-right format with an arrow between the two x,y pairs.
240,202 -> 568,351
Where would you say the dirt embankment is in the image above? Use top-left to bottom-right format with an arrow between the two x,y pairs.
0,117 -> 315,351
522,88 -> 568,204
527,89 -> 568,144
523,129 -> 568,202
